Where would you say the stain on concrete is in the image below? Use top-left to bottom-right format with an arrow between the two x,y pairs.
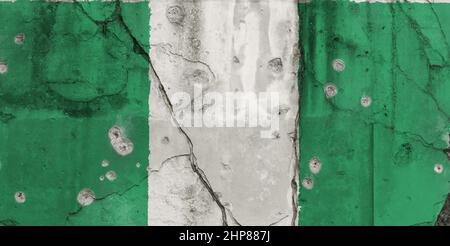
149,0 -> 299,226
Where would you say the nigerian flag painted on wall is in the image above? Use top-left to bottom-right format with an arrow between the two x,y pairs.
0,0 -> 449,226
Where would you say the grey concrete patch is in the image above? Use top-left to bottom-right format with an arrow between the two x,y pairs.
148,0 -> 299,226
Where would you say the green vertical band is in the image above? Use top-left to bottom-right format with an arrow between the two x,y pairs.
0,1 -> 150,225
299,0 -> 450,226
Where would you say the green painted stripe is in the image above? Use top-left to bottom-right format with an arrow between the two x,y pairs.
299,0 -> 450,225
0,1 -> 149,225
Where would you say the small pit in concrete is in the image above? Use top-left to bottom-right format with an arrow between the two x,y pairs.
77,189 -> 95,206
332,59 -> 345,72
15,191 -> 26,203
324,83 -> 338,98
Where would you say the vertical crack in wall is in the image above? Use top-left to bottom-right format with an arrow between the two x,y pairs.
148,0 -> 299,225
435,194 -> 450,226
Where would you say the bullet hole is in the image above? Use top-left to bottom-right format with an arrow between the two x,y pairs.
361,96 -> 372,108
435,164 -> 444,174
108,126 -> 123,141
324,83 -> 338,98
136,162 -> 141,168
332,59 -> 345,72
99,175 -> 105,181
101,160 -> 109,167
309,157 -> 322,174
190,38 -> 201,49
166,5 -> 185,24
302,177 -> 314,190
267,58 -> 283,73
77,189 -> 95,206
0,63 -> 8,74
14,33 -> 25,44
183,69 -> 210,87
161,136 -> 170,144
112,138 -> 134,156
105,170 -> 117,181
108,126 -> 134,156
15,191 -> 26,203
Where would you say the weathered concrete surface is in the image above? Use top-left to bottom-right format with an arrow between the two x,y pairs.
0,1 -> 149,225
148,0 -> 299,226
436,194 -> 450,225
299,0 -> 450,225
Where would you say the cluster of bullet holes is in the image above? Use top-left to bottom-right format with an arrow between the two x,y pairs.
98,160 -> 141,182
326,59 -> 373,108
1,34 -> 25,76
108,126 -> 134,156
9,35 -> 27,204
99,160 -> 118,182
75,126 -> 143,206
302,157 -> 322,190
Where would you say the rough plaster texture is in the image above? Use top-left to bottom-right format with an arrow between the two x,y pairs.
0,1 -> 150,225
0,0 -> 449,226
299,0 -> 450,226
148,0 -> 299,226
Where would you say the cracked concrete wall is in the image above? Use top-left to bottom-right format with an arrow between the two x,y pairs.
298,0 -> 450,226
1,0 -> 449,226
148,0 -> 299,226
0,1 -> 150,225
